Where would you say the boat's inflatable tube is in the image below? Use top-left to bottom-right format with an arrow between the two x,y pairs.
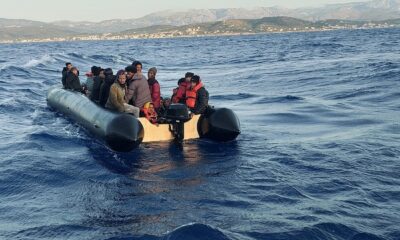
47,87 -> 241,151
199,108 -> 241,142
47,87 -> 143,152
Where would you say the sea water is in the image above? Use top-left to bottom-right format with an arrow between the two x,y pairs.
0,29 -> 399,240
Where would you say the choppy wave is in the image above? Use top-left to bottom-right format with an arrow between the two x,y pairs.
256,95 -> 304,104
6,222 -> 387,240
23,54 -> 56,68
211,93 -> 258,101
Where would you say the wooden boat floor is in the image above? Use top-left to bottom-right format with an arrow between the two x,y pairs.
138,114 -> 200,143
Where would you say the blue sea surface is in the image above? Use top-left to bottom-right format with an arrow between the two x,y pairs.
0,29 -> 399,240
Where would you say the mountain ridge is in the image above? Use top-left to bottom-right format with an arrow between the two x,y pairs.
47,0 -> 400,33
2,16 -> 399,43
1,0 -> 400,42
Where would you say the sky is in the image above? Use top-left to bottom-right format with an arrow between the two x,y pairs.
0,0 -> 370,22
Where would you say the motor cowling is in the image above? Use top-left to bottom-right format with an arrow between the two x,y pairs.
165,104 -> 191,122
164,104 -> 191,143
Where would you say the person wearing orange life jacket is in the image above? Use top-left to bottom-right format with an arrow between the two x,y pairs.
142,102 -> 158,124
186,75 -> 209,115
171,78 -> 186,103
172,72 -> 194,103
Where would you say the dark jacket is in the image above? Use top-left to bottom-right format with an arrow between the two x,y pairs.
148,78 -> 161,110
99,74 -> 115,107
62,67 -> 69,87
192,87 -> 209,115
90,75 -> 104,102
65,72 -> 83,92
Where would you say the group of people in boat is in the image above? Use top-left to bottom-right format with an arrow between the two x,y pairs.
61,61 -> 209,124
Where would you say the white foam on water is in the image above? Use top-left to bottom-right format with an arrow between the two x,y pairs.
0,63 -> 11,71
23,54 -> 56,68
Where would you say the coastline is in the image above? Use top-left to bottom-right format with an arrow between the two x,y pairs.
0,26 -> 397,45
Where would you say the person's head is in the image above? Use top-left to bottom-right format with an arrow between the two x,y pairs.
125,65 -> 137,80
148,67 -> 157,79
178,78 -> 186,86
116,70 -> 126,85
163,98 -> 171,107
91,66 -> 102,76
66,62 -> 72,70
143,102 -> 156,115
91,66 -> 97,75
104,68 -> 113,76
70,67 -> 79,76
185,72 -> 194,82
144,102 -> 154,110
99,68 -> 105,78
190,75 -> 201,88
133,61 -> 143,74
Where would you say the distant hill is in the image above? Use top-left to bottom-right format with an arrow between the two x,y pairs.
119,25 -> 177,35
115,17 -> 312,37
1,16 -> 400,42
115,17 -> 400,37
1,2 -> 400,42
48,0 -> 400,33
295,0 -> 400,21
0,18 -> 77,41
50,7 -> 292,34
173,17 -> 312,34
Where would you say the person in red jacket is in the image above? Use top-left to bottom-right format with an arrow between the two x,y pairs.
147,67 -> 161,112
171,78 -> 185,103
172,72 -> 194,104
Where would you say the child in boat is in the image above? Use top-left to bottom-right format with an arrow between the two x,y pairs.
142,102 -> 158,125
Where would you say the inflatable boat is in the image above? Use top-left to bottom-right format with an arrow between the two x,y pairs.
47,87 -> 241,152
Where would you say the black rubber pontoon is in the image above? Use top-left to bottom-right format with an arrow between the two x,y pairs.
198,108 -> 241,142
47,87 -> 143,152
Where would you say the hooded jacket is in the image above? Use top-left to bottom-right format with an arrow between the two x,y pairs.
65,72 -> 83,92
90,75 -> 104,102
99,70 -> 115,107
62,67 -> 69,87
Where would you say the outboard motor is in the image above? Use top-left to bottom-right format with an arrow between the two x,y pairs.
165,104 -> 191,143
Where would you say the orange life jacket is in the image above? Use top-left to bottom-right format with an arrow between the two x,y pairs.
186,82 -> 203,108
172,87 -> 179,100
172,82 -> 189,104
